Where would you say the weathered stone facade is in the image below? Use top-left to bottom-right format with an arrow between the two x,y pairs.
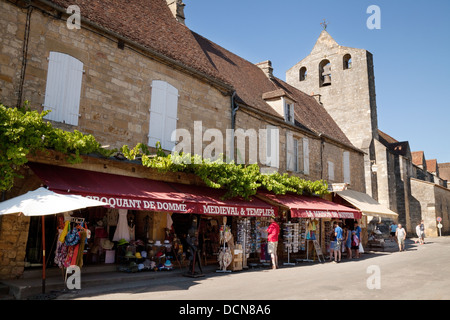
0,1 -> 366,279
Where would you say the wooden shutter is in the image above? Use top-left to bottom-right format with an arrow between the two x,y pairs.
303,137 -> 309,175
343,151 -> 351,184
286,131 -> 294,171
148,80 -> 178,151
43,52 -> 83,125
266,125 -> 279,168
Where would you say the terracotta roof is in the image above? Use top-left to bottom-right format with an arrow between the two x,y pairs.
411,151 -> 425,166
46,0 -> 230,85
45,0 -> 354,148
426,159 -> 437,173
438,163 -> 450,181
378,130 -> 398,145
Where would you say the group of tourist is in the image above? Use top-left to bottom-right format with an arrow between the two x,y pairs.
389,220 -> 425,252
329,221 -> 362,263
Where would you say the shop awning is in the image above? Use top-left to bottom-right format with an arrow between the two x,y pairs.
335,190 -> 398,219
29,163 -> 277,217
258,192 -> 362,219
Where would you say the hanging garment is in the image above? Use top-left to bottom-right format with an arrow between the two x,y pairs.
59,221 -> 70,243
113,209 -> 130,241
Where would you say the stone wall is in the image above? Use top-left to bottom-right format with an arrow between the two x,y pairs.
410,178 -> 450,237
0,1 -> 231,152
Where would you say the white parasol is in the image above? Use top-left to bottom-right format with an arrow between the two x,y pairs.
0,187 -> 108,293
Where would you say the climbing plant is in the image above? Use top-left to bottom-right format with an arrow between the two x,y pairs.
1,102 -> 329,199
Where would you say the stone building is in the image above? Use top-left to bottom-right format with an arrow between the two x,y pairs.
286,30 -> 450,237
0,0 -> 365,279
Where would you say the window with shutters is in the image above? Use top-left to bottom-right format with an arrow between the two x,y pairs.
266,125 -> 279,168
148,80 -> 179,151
43,52 -> 84,126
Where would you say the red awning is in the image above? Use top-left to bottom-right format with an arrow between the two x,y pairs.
29,163 -> 277,217
259,192 -> 361,219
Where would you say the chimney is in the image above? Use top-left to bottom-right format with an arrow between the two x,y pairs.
256,60 -> 274,79
166,0 -> 186,25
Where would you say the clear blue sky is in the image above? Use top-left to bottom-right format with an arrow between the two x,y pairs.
184,0 -> 450,164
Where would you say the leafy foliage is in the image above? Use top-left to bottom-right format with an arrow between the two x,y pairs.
1,103 -> 329,199
0,103 -> 105,190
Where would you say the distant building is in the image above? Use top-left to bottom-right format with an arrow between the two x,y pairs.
287,30 -> 450,237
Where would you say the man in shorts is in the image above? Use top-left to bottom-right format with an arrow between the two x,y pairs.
395,223 -> 406,252
267,214 -> 280,269
333,222 -> 343,263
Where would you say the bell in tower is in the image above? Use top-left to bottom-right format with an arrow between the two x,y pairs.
322,63 -> 331,86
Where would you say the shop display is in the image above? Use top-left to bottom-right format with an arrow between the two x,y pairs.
54,217 -> 88,269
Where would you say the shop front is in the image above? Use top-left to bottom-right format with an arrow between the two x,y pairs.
334,189 -> 398,251
257,192 -> 362,263
28,162 -> 277,275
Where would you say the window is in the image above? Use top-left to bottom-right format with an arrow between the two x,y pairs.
343,54 -> 352,70
266,125 -> 279,168
43,52 -> 84,126
319,59 -> 331,87
148,80 -> 179,151
299,66 -> 307,81
343,151 -> 351,184
286,131 -> 298,172
284,101 -> 294,124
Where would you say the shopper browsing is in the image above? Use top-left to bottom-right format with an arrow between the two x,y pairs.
267,214 -> 280,270
333,222 -> 343,263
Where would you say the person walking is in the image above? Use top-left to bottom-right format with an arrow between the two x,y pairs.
420,220 -> 425,244
351,230 -> 359,258
267,214 -> 280,269
395,223 -> 407,252
389,222 -> 398,243
333,222 -> 343,263
328,228 -> 336,262
344,226 -> 352,259
415,223 -> 421,244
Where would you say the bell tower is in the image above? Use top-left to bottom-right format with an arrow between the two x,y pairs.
286,30 -> 379,150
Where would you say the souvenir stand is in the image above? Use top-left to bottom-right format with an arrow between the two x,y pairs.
234,217 -> 271,269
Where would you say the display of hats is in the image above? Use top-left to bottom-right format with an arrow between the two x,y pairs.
138,263 -> 144,271
117,239 -> 129,246
141,251 -> 147,258
164,260 -> 173,268
135,252 -> 142,259
125,251 -> 134,258
154,240 -> 161,246
101,239 -> 114,250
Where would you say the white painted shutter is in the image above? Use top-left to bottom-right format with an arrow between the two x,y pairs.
286,131 -> 294,171
293,138 -> 299,172
290,104 -> 295,124
303,137 -> 309,175
343,151 -> 351,184
266,125 -> 279,168
164,84 -> 179,151
148,80 -> 178,151
43,52 -> 83,125
328,161 -> 335,181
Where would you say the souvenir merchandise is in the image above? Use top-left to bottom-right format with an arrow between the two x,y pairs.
54,218 -> 88,269
113,209 -> 131,241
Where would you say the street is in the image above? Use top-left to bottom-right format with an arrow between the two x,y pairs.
60,236 -> 450,301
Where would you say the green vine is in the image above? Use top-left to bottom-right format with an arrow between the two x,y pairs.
1,103 -> 329,199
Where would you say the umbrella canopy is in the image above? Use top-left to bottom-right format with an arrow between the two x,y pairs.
0,187 -> 108,216
0,187 -> 108,295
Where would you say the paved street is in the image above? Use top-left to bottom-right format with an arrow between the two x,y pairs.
59,236 -> 450,301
